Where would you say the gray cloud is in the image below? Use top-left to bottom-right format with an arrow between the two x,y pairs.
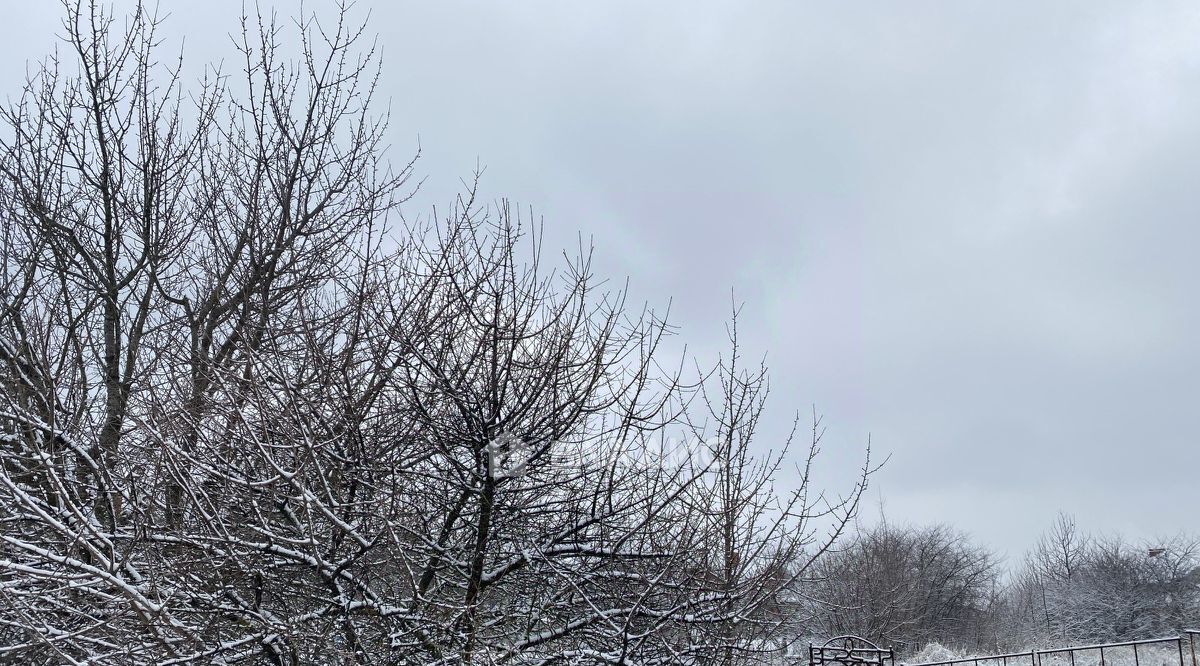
4,1 -> 1197,559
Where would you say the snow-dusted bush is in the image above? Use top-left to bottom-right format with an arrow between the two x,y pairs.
911,642 -> 963,664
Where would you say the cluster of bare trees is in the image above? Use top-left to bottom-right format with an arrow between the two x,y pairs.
804,513 -> 1200,660
0,3 -> 872,663
804,522 -> 1001,656
1005,514 -> 1200,649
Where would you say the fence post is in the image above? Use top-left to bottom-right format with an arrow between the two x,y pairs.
1100,646 -> 1105,666
1133,643 -> 1139,666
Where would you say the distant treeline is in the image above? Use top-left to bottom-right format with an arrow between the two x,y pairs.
801,513 -> 1200,658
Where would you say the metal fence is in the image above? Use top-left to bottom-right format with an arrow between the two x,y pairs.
902,633 -> 1200,666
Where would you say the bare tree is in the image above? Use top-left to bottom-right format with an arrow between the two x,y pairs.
681,306 -> 874,664
1018,512 -> 1091,642
0,3 -> 874,663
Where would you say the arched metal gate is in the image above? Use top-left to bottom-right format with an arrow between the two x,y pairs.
811,635 -> 896,666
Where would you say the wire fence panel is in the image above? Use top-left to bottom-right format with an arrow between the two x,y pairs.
901,635 -> 1200,666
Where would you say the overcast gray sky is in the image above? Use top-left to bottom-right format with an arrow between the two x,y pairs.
5,1 -> 1198,562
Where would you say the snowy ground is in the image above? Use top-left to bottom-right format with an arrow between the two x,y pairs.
908,641 -> 1194,666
